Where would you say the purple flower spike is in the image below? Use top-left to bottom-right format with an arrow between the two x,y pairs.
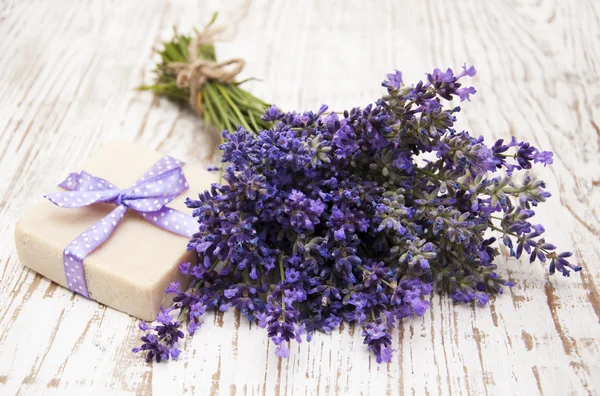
363,320 -> 393,363
534,150 -> 553,166
383,70 -> 403,90
458,64 -> 477,78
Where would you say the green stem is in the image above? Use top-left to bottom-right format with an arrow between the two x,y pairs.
248,110 -> 260,133
202,85 -> 226,132
218,165 -> 225,184
356,264 -> 394,288
414,168 -> 469,190
235,86 -> 270,108
495,153 -> 517,159
488,223 -> 551,254
215,84 -> 253,132
205,83 -> 235,131
279,256 -> 286,311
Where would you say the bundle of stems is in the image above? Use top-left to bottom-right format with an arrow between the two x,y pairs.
139,14 -> 271,134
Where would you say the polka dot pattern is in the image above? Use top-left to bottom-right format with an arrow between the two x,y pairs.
44,156 -> 196,298
62,205 -> 127,298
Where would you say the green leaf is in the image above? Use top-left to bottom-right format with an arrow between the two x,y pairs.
207,12 -> 219,28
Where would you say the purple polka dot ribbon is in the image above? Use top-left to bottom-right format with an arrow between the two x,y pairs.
44,156 -> 196,298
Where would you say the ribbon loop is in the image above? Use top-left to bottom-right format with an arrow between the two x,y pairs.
45,156 -> 196,298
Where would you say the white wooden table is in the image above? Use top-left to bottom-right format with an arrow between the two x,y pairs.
1,1 -> 599,394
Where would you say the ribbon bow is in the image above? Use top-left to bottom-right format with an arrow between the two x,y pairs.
45,156 -> 196,298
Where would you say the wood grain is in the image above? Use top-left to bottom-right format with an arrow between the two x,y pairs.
0,0 -> 599,394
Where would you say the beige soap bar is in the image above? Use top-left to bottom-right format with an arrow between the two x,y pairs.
15,142 -> 217,320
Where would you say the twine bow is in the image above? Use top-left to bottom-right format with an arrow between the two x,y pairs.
167,25 -> 245,114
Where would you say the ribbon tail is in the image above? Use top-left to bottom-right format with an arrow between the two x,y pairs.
62,205 -> 128,297
138,206 -> 196,238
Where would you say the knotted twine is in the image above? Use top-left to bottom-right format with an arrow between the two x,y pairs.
166,25 -> 245,114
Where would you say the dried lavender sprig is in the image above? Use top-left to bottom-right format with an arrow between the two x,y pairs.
134,65 -> 580,364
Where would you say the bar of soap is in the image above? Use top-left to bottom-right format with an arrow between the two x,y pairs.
14,142 -> 217,320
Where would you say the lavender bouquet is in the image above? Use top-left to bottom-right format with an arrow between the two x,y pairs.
134,66 -> 580,363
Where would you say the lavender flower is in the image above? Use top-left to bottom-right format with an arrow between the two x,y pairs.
134,65 -> 579,364
132,307 -> 184,362
362,319 -> 393,363
383,70 -> 403,90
